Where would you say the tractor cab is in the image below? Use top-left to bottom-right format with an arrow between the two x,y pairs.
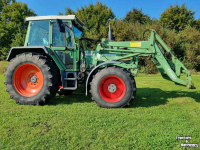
25,15 -> 85,71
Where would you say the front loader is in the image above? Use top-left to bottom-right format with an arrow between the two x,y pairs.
4,15 -> 195,108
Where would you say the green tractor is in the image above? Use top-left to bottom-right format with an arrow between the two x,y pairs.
4,15 -> 195,108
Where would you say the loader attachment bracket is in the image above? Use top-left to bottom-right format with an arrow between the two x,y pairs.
151,30 -> 195,89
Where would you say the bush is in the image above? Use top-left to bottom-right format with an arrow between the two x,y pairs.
178,27 -> 200,70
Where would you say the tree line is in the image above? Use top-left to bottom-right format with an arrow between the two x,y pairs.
0,1 -> 200,73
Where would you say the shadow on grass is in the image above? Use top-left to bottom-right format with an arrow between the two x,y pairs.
48,87 -> 199,108
129,88 -> 199,108
48,87 -> 92,106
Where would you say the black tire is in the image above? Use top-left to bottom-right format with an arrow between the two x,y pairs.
4,53 -> 59,105
123,69 -> 137,97
58,89 -> 74,95
90,67 -> 136,108
130,74 -> 137,96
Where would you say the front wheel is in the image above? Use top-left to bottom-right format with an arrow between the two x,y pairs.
90,67 -> 136,108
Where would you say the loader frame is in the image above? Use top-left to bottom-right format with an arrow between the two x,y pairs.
85,30 -> 194,89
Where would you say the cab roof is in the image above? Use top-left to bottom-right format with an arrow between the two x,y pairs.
26,15 -> 85,29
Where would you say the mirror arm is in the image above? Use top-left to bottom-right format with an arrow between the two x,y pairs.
64,32 -> 67,50
62,24 -> 72,30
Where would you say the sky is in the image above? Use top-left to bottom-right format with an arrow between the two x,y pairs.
19,0 -> 200,20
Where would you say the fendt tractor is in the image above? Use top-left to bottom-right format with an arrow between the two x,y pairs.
4,15 -> 195,108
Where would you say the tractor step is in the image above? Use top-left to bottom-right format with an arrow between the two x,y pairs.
64,78 -> 77,80
61,71 -> 77,90
62,87 -> 77,90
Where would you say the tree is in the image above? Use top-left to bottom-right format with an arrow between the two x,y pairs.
62,2 -> 115,49
0,0 -> 16,12
0,0 -> 11,12
178,27 -> 200,70
160,4 -> 195,31
194,18 -> 200,31
0,2 -> 36,59
123,8 -> 151,24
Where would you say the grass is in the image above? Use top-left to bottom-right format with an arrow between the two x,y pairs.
0,61 -> 10,74
0,74 -> 200,149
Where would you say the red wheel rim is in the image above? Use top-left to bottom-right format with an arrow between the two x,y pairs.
99,75 -> 126,103
13,63 -> 43,97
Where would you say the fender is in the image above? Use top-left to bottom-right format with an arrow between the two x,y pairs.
85,61 -> 121,95
7,46 -> 49,61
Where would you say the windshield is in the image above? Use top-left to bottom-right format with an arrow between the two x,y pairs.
28,21 -> 49,46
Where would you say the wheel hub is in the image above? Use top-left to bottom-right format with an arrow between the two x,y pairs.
108,84 -> 117,93
13,63 -> 43,97
30,76 -> 37,83
99,75 -> 126,103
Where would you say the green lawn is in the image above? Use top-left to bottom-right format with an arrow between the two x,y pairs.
0,74 -> 200,149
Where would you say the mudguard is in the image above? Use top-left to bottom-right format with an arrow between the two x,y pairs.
6,46 -> 49,61
85,61 -> 121,95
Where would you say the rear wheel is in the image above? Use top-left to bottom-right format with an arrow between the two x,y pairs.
4,53 -> 59,105
91,67 -> 136,108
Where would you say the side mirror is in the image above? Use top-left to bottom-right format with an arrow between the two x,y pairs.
56,19 -> 65,33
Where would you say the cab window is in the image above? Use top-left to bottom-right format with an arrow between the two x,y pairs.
73,25 -> 86,49
28,21 -> 49,46
73,25 -> 84,43
52,22 -> 73,47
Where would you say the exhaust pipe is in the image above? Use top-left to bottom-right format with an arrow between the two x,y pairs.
108,23 -> 113,41
108,23 -> 113,49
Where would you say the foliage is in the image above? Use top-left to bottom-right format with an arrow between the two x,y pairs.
0,74 -> 200,149
178,27 -> 200,70
0,2 -> 36,59
0,0 -> 16,12
123,8 -> 151,24
194,18 -> 200,31
160,4 -> 195,31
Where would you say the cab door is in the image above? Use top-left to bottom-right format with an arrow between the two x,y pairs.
50,21 -> 76,71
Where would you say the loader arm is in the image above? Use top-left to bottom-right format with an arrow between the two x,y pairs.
96,30 -> 195,89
